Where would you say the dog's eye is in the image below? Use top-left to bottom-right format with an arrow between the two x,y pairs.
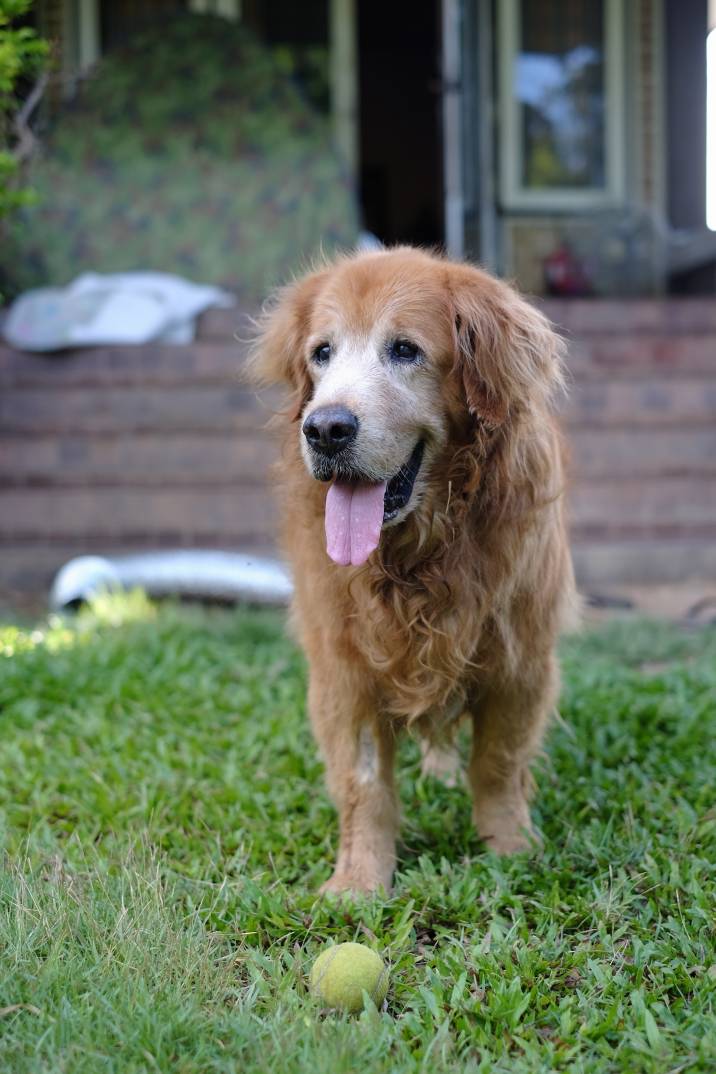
311,343 -> 331,365
389,339 -> 421,363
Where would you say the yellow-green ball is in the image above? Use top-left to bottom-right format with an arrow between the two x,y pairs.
310,942 -> 388,1012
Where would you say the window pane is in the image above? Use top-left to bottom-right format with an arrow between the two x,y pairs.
517,0 -> 606,189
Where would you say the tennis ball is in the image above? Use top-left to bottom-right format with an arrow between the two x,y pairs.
309,942 -> 388,1012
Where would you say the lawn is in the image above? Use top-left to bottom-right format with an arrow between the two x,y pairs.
0,593 -> 714,1073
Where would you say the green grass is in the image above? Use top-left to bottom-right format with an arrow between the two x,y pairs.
0,593 -> 715,1072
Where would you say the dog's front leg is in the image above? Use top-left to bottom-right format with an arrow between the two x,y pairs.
308,672 -> 398,895
468,655 -> 558,854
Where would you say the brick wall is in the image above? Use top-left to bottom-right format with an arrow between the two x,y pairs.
543,298 -> 716,588
0,308 -> 281,604
1,300 -> 715,604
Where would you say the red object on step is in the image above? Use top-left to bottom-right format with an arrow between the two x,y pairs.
543,243 -> 592,296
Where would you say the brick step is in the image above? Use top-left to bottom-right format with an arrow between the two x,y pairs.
541,298 -> 716,336
569,476 -> 716,534
0,538 -> 275,601
0,385 -> 280,434
1,487 -> 276,541
572,538 -> 716,587
566,336 -> 716,379
2,377 -> 714,434
2,337 -> 714,389
0,433 -> 277,484
3,536 -> 715,601
3,476 -> 713,540
196,305 -> 246,341
562,377 -> 716,427
567,427 -> 716,478
2,427 -> 714,485
177,298 -> 716,341
0,342 -> 250,388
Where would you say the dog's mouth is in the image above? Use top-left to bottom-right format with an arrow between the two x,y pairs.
383,440 -> 425,521
323,440 -> 425,567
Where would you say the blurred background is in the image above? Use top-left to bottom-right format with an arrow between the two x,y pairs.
1,0 -> 715,615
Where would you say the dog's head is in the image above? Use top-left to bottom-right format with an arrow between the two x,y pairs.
250,247 -> 563,566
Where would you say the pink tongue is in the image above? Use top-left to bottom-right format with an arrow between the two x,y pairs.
325,480 -> 387,566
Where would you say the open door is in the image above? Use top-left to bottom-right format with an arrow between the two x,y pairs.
357,0 -> 444,246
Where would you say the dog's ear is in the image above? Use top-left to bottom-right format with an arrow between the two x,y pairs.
247,268 -> 328,421
447,263 -> 565,428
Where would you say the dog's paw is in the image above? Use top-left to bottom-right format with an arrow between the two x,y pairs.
480,828 -> 538,856
473,801 -> 540,856
420,742 -> 463,788
319,869 -> 390,897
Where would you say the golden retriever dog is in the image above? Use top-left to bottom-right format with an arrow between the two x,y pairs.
250,246 -> 577,894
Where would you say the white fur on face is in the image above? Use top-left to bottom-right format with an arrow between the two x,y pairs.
300,325 -> 447,491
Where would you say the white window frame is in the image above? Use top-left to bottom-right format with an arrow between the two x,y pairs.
189,0 -> 241,19
77,0 -> 100,70
498,0 -> 625,210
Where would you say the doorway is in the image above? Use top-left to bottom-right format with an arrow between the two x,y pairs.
358,0 -> 444,247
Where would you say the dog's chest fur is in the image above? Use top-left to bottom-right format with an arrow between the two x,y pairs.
338,549 -> 488,722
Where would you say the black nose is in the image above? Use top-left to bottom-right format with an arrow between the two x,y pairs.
302,405 -> 359,456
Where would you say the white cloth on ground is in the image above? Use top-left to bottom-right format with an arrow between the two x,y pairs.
2,271 -> 236,351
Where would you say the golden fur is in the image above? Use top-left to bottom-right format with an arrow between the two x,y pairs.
250,247 -> 577,894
